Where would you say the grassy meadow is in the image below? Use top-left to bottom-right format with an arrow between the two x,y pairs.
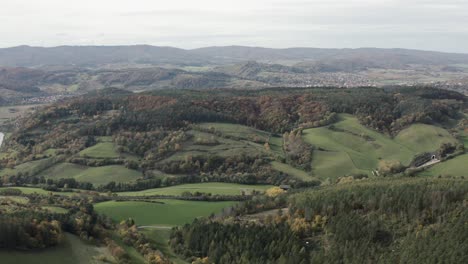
0,104 -> 44,125
418,154 -> 468,177
141,229 -> 188,264
303,114 -> 458,180
95,199 -> 237,226
117,182 -> 273,196
39,163 -> 142,186
270,161 -> 317,181
0,233 -> 111,264
78,142 -> 120,159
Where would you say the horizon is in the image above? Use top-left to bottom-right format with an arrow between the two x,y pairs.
1,0 -> 467,53
2,44 -> 468,55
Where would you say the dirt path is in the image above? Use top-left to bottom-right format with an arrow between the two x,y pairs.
137,225 -> 173,230
417,159 -> 441,169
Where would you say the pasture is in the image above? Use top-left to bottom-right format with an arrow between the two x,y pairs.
141,229 -> 188,264
195,123 -> 283,154
303,114 -> 458,180
270,161 -> 316,181
0,233 -> 111,264
196,122 -> 271,141
0,104 -> 43,125
395,124 -> 459,152
95,199 -> 237,226
40,164 -> 142,186
118,182 -> 273,196
418,154 -> 468,177
159,129 -> 268,164
0,187 -> 75,196
78,142 -> 120,159
73,165 -> 142,186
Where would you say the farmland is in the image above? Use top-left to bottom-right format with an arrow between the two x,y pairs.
78,142 -> 120,159
95,200 -> 237,226
303,114 -> 459,179
0,233 -> 111,264
270,161 -> 316,181
39,164 -> 142,186
0,104 -> 44,125
418,154 -> 468,177
118,182 -> 272,196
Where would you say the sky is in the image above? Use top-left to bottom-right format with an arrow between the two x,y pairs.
1,0 -> 467,53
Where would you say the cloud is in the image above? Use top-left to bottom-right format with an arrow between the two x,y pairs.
0,0 -> 466,52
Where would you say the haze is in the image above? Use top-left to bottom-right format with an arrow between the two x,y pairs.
1,0 -> 467,53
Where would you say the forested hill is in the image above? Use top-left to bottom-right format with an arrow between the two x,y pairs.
0,86 -> 466,191
0,85 -> 466,263
11,86 -> 467,134
2,45 -> 468,67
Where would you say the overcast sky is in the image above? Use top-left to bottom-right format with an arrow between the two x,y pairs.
1,0 -> 467,52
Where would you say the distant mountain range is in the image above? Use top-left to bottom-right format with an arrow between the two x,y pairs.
2,45 -> 468,68
1,45 -> 468,104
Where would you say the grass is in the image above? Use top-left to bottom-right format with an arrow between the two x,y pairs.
0,187 -> 51,195
418,154 -> 468,177
395,124 -> 459,152
110,232 -> 146,264
141,229 -> 188,264
41,206 -> 69,214
160,129 -> 268,163
73,165 -> 142,186
0,104 -> 44,125
193,122 -> 285,154
0,187 -> 74,196
196,122 -> 271,141
40,164 -> 142,186
79,142 -> 120,159
271,161 -> 317,181
39,163 -> 88,179
95,199 -> 237,226
117,182 -> 273,196
0,233 -> 110,264
0,158 -> 56,177
302,114 -> 458,180
0,196 -> 29,204
309,150 -> 369,179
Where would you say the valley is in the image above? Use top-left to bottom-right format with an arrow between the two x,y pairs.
0,84 -> 466,263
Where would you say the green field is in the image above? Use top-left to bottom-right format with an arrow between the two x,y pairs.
41,206 -> 69,214
395,124 -> 459,152
303,114 -> 458,180
0,158 -> 56,177
79,142 -> 120,159
73,165 -> 142,186
197,122 -> 271,140
0,187 -> 76,196
0,104 -> 44,125
0,233 -> 110,264
118,182 -> 273,196
418,154 -> 468,177
0,187 -> 51,195
95,199 -> 237,226
160,129 -> 268,163
0,195 -> 29,204
40,164 -> 142,186
271,161 -> 317,181
195,122 -> 283,154
39,162 -> 88,179
141,229 -> 188,264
